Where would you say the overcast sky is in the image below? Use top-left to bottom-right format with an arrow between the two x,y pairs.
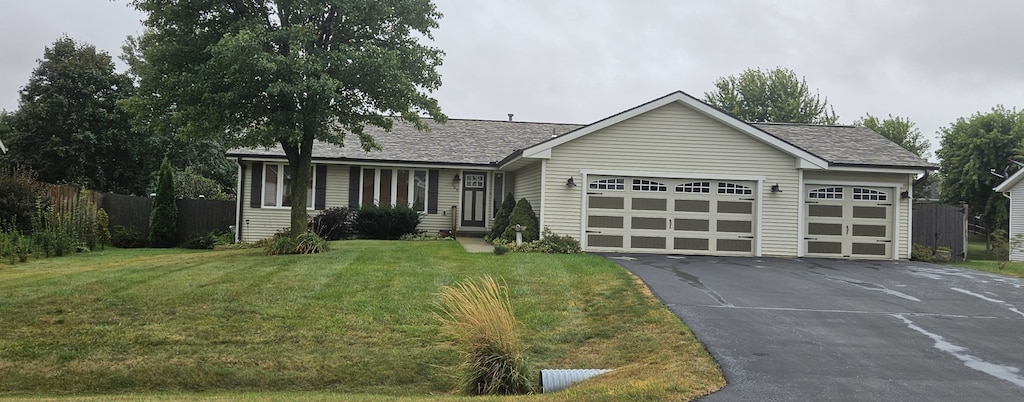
3,1 -> 1023,160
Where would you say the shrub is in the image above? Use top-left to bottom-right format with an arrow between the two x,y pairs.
911,243 -> 934,262
95,208 -> 110,250
500,198 -> 539,243
436,276 -> 532,395
111,225 -> 147,248
0,166 -> 44,233
149,157 -> 178,248
182,232 -> 217,250
493,243 -> 509,255
310,207 -> 356,240
263,231 -> 329,255
486,192 -> 516,241
294,232 -> 330,254
355,204 -> 422,240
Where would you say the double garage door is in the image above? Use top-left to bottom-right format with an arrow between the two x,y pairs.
583,176 -> 896,259
585,175 -> 757,255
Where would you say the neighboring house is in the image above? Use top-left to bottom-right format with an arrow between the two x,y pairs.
228,91 -> 935,259
994,171 -> 1024,261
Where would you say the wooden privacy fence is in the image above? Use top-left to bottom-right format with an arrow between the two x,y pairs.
912,202 -> 967,262
44,184 -> 236,243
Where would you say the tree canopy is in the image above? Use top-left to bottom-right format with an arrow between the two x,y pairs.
854,113 -> 930,158
936,106 -> 1024,233
128,0 -> 446,236
704,67 -> 838,124
1,36 -> 156,194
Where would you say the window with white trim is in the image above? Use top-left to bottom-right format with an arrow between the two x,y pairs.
633,179 -> 667,192
853,187 -> 887,201
464,173 -> 485,189
676,181 -> 711,193
263,164 -> 314,208
717,182 -> 752,195
360,168 -> 429,212
589,178 -> 625,190
808,186 -> 844,200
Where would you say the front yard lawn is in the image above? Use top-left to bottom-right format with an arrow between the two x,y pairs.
0,241 -> 723,400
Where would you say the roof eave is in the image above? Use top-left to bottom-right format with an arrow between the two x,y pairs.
995,168 -> 1024,192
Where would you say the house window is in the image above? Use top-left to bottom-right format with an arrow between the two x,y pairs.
589,178 -> 625,190
263,164 -> 314,208
361,168 -> 429,212
676,181 -> 710,193
632,179 -> 667,192
808,187 -> 844,200
853,187 -> 887,201
717,182 -> 752,195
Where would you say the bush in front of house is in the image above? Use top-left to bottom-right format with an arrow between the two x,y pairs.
149,157 -> 178,248
493,227 -> 582,254
355,204 -> 421,240
262,230 -> 330,255
310,207 -> 356,240
182,232 -> 217,250
486,192 -> 516,242
499,198 -> 539,243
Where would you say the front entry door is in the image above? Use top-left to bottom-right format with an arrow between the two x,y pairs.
461,172 -> 487,227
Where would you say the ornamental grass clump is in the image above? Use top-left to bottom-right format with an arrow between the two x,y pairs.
436,276 -> 532,395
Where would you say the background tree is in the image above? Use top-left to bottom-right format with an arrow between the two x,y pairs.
1,36 -> 156,194
936,106 -> 1024,246
128,0 -> 446,237
149,156 -> 178,248
854,113 -> 935,197
704,67 -> 838,124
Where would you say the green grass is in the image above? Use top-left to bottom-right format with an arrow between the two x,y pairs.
949,236 -> 1024,277
0,241 -> 723,401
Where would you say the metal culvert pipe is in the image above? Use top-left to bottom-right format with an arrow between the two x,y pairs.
539,369 -> 613,393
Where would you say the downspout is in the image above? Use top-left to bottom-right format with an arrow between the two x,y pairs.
912,170 -> 930,190
236,158 -> 245,243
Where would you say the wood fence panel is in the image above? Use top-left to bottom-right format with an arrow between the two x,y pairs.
44,184 -> 99,215
912,202 -> 967,261
99,193 -> 153,236
175,199 -> 236,241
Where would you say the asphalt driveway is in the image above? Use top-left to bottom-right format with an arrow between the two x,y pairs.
606,254 -> 1024,401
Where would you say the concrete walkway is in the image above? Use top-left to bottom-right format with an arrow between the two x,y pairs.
456,236 -> 493,253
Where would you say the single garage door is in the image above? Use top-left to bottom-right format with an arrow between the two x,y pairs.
804,185 -> 893,259
585,176 -> 757,255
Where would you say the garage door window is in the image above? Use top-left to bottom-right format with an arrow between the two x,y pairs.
718,182 -> 752,195
590,178 -> 625,190
809,187 -> 844,199
676,181 -> 710,193
853,187 -> 887,201
633,179 -> 667,192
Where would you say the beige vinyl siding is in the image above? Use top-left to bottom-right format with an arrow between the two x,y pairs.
239,163 -> 466,240
542,101 -> 801,256
239,161 -> 353,242
513,161 -> 543,214
422,169 -> 462,233
803,170 -> 914,259
1010,182 -> 1024,261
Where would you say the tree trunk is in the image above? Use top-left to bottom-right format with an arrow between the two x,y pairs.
281,129 -> 315,238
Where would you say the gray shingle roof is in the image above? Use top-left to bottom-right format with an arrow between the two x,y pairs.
228,117 -> 934,170
227,119 -> 584,165
752,123 -> 935,169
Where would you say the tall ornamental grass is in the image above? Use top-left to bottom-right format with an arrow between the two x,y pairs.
436,276 -> 532,395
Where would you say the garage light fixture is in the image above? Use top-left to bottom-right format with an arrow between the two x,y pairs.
566,176 -> 578,187
771,183 -> 782,193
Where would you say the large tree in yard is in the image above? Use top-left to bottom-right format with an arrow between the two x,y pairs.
127,0 -> 446,236
704,67 -> 839,124
936,106 -> 1024,240
2,37 -> 155,194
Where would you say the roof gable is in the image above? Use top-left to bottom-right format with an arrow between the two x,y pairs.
513,91 -> 829,168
